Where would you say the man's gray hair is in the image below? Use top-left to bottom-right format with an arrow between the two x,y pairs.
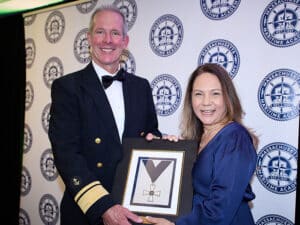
88,4 -> 128,36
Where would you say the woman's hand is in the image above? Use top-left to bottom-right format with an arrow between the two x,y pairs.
162,134 -> 179,142
145,133 -> 179,142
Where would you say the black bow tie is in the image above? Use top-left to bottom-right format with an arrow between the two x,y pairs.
102,69 -> 125,89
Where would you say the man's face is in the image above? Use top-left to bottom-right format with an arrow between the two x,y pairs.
88,10 -> 129,73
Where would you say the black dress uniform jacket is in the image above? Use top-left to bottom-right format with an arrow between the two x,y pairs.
48,63 -> 161,225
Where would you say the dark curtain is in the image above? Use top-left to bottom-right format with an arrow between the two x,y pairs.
0,14 -> 25,225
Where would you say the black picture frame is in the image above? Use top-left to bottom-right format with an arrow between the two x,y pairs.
112,138 -> 198,224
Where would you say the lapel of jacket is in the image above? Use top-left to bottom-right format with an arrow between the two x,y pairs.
80,63 -> 121,143
121,69 -> 132,137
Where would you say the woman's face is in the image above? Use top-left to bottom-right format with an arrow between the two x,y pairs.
191,72 -> 227,127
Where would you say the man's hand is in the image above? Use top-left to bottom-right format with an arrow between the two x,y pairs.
144,216 -> 175,225
102,204 -> 143,225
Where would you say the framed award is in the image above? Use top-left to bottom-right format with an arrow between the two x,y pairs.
112,138 -> 198,223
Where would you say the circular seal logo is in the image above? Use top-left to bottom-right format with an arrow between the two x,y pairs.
200,0 -> 241,20
151,74 -> 182,116
43,56 -> 64,89
39,194 -> 59,225
74,28 -> 91,64
20,166 -> 31,196
76,0 -> 98,13
25,81 -> 34,111
198,39 -> 240,79
40,148 -> 58,181
258,68 -> 300,121
256,214 -> 294,225
120,49 -> 136,73
23,123 -> 33,154
256,142 -> 297,194
114,0 -> 137,31
25,38 -> 35,68
260,0 -> 300,47
45,11 -> 65,44
149,14 -> 184,57
19,208 -> 31,225
24,14 -> 36,26
41,103 -> 51,134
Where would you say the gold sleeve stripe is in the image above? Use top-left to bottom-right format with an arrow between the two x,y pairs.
75,182 -> 109,213
74,181 -> 101,202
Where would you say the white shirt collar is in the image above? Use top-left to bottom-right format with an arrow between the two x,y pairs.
92,61 -> 120,82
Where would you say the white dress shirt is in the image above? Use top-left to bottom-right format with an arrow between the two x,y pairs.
92,61 -> 125,142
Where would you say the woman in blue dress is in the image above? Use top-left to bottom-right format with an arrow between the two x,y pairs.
146,63 -> 259,225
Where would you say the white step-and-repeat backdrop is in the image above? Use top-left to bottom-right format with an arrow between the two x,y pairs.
20,0 -> 299,224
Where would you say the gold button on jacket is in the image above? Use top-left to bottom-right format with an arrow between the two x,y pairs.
95,138 -> 101,144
